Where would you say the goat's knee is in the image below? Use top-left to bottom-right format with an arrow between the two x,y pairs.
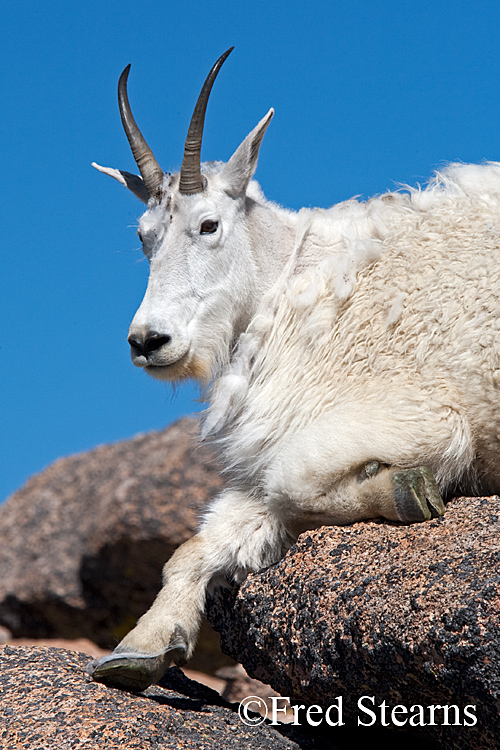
200,491 -> 294,579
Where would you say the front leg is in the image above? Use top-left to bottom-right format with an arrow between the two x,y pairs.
92,534 -> 207,691
91,491 -> 292,691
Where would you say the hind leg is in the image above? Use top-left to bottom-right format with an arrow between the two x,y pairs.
269,459 -> 445,534
264,388 -> 471,530
356,461 -> 445,522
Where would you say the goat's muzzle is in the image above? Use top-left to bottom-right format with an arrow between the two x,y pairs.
127,328 -> 191,373
128,331 -> 172,360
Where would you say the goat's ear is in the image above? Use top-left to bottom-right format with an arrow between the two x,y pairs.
220,109 -> 274,196
92,163 -> 150,203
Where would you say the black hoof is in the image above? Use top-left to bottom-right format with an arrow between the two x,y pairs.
88,626 -> 188,692
392,467 -> 445,523
89,651 -> 167,692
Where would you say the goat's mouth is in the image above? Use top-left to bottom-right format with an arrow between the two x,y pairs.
139,347 -> 190,379
144,350 -> 211,383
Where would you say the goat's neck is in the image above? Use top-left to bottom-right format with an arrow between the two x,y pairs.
246,198 -> 296,304
222,198 -> 296,366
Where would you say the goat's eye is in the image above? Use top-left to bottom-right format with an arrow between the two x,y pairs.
200,220 -> 219,235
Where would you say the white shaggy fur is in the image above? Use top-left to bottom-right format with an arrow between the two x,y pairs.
93,78 -> 500,688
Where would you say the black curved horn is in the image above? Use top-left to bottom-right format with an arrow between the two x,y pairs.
118,65 -> 164,198
179,47 -> 234,195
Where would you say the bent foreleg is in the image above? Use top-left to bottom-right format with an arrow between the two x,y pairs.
91,490 -> 291,691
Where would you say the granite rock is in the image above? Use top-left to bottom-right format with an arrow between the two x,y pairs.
0,418 -> 224,660
0,645 -> 446,749
216,662 -> 281,713
0,646 -> 309,750
207,495 -> 500,750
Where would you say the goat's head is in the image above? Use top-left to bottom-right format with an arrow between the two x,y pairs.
94,48 -> 273,383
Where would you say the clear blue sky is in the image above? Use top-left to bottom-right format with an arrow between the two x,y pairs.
2,0 -> 500,501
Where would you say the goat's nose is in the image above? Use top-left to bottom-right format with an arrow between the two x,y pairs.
128,331 -> 172,358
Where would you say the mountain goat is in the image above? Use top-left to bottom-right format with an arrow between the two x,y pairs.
91,48 -> 500,691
